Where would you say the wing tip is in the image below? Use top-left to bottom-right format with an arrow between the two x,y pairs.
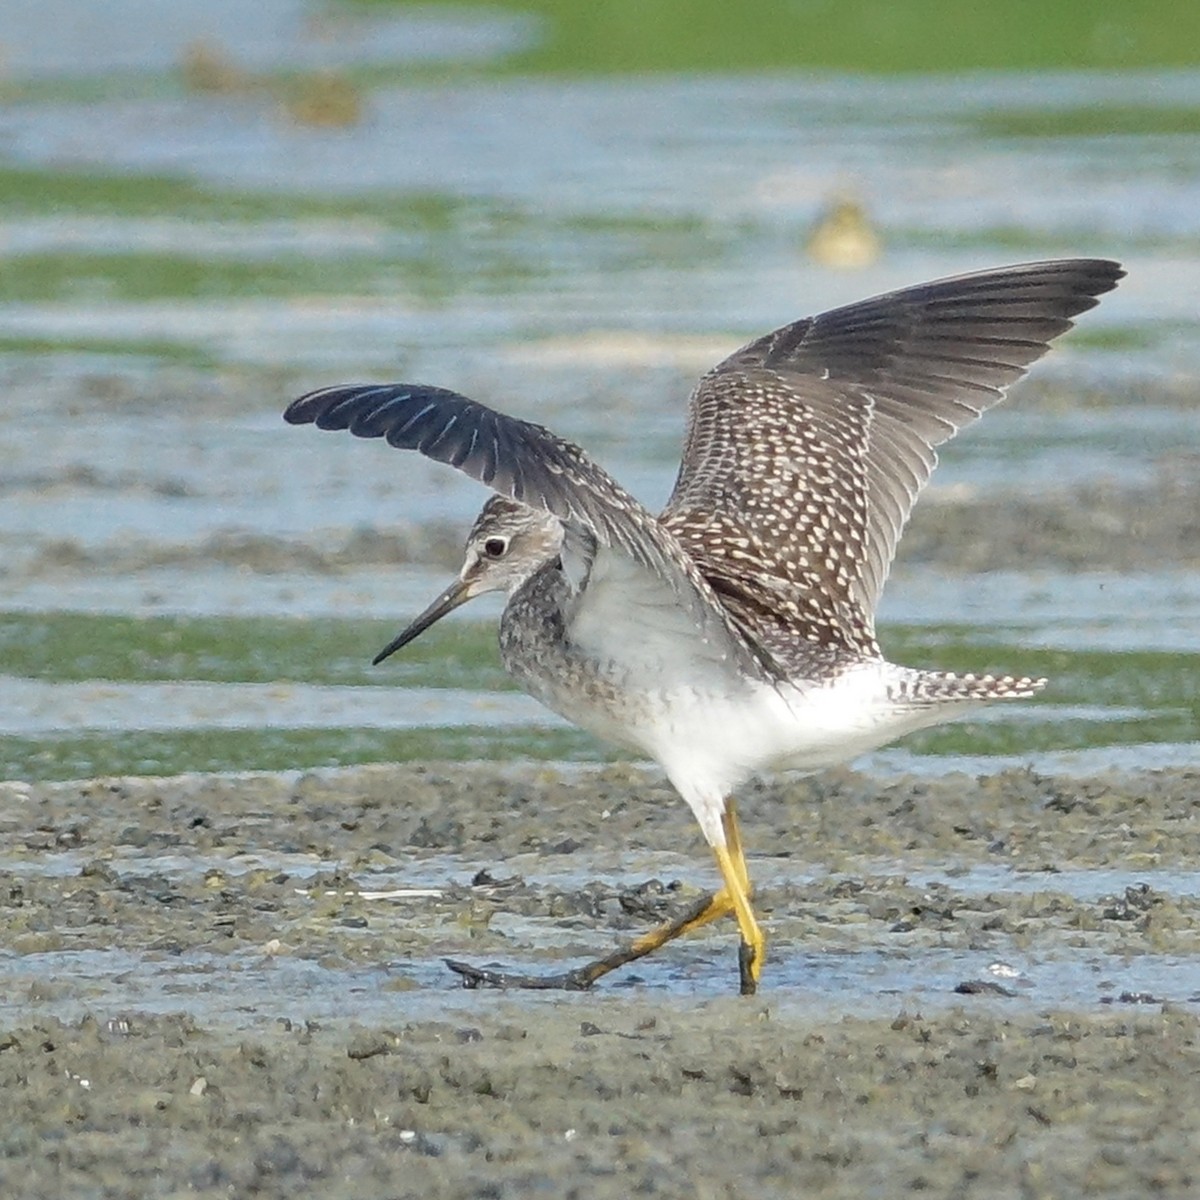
282,390 -> 323,425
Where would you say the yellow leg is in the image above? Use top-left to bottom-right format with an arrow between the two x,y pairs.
445,798 -> 765,994
623,799 -> 763,994
722,800 -> 751,894
715,800 -> 765,994
529,886 -> 736,990
712,845 -> 764,993
626,888 -> 734,955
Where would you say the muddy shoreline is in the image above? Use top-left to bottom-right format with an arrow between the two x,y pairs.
6,28 -> 1200,1192
2,763 -> 1199,1196
12,461 -> 1200,578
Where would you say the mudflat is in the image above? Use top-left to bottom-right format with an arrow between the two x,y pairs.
2,762 -> 1198,1197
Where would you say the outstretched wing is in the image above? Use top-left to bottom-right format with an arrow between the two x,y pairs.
662,259 -> 1123,659
284,384 -> 773,679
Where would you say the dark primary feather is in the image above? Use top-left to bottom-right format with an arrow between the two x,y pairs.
286,383 -> 639,546
284,383 -> 771,678
662,259 -> 1124,662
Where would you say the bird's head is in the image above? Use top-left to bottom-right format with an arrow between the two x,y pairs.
373,495 -> 562,664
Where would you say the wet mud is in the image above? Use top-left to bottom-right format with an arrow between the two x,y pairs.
5,364 -> 1200,587
2,762 -> 1199,1196
14,464 -> 1200,579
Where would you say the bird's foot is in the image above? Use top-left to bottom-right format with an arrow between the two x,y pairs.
444,889 -> 748,992
444,958 -> 597,991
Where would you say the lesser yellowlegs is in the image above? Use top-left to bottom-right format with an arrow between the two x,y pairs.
285,258 -> 1123,993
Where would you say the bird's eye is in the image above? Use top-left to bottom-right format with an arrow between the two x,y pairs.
483,537 -> 508,559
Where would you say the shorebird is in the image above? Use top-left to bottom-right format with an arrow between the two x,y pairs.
285,259 -> 1122,994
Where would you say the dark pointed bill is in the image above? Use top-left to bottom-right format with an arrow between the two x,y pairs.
372,578 -> 471,665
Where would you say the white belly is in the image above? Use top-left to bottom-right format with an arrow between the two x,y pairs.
653,666 -> 929,785
499,569 -> 978,843
535,658 -> 969,799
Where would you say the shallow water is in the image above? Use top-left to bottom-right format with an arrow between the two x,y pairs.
5,928 -> 1197,1034
3,0 -> 532,77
